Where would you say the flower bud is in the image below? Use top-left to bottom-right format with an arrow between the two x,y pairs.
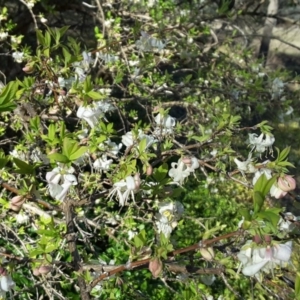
0,267 -> 7,276
134,173 -> 141,190
182,157 -> 192,167
22,63 -> 34,74
32,268 -> 41,276
264,235 -> 272,244
10,196 -> 25,211
253,235 -> 262,244
277,175 -> 296,192
200,247 -> 215,261
38,266 -> 52,275
146,165 -> 153,176
149,258 -> 163,278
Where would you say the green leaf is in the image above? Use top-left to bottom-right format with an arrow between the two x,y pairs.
87,91 -> 103,100
36,29 -> 45,45
138,138 -> 147,154
0,157 -> 8,169
62,137 -> 87,161
45,30 -> 51,48
153,163 -> 168,182
190,135 -> 210,143
256,210 -> 280,228
254,173 -> 276,198
253,191 -> 264,213
0,81 -> 18,112
47,153 -> 69,163
62,46 -> 72,64
13,158 -> 35,174
277,146 -> 290,162
239,208 -> 252,221
133,230 -> 146,248
59,26 -> 69,38
69,146 -> 88,161
295,272 -> 300,300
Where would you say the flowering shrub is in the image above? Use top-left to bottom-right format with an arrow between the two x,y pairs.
0,0 -> 300,299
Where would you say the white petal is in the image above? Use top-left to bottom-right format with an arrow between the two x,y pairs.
49,183 -> 63,198
0,275 -> 15,292
126,176 -> 136,191
242,260 -> 268,276
273,242 -> 292,261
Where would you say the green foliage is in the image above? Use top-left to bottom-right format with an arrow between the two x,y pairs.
0,0 -> 299,299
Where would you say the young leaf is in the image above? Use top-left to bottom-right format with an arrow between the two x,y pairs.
253,191 -> 264,213
47,153 -> 69,163
13,158 -> 35,174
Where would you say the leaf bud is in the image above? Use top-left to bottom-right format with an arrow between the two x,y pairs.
200,247 -> 215,261
149,258 -> 163,278
38,266 -> 52,275
146,164 -> 153,176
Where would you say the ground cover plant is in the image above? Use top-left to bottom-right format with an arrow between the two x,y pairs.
0,0 -> 300,299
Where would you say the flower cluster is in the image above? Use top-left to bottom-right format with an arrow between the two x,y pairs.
46,166 -> 78,201
249,133 -> 275,153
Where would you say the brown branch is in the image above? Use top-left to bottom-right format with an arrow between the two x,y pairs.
1,182 -> 62,212
89,230 -> 243,289
63,198 -> 90,300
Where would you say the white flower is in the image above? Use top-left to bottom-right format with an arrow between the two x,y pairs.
136,31 -> 165,52
46,166 -> 77,201
271,78 -> 284,100
0,274 -> 15,292
168,159 -> 191,185
98,88 -> 112,95
10,149 -> 27,161
73,51 -> 94,81
0,32 -> 8,41
27,1 -> 35,9
12,51 -> 24,63
77,103 -> 104,128
99,100 -> 115,113
97,52 -> 119,64
40,17 -> 48,23
77,101 -> 115,128
128,230 -> 138,240
237,241 -> 292,278
30,148 -> 50,164
252,167 -> 272,185
234,154 -> 255,174
249,133 -> 275,153
121,130 -> 157,149
278,213 -> 295,231
15,212 -> 29,224
108,175 -> 140,206
93,155 -> 113,172
122,131 -> 135,147
100,139 -> 122,156
156,201 -> 184,238
278,213 -> 297,232
269,183 -> 287,199
154,113 -> 176,135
